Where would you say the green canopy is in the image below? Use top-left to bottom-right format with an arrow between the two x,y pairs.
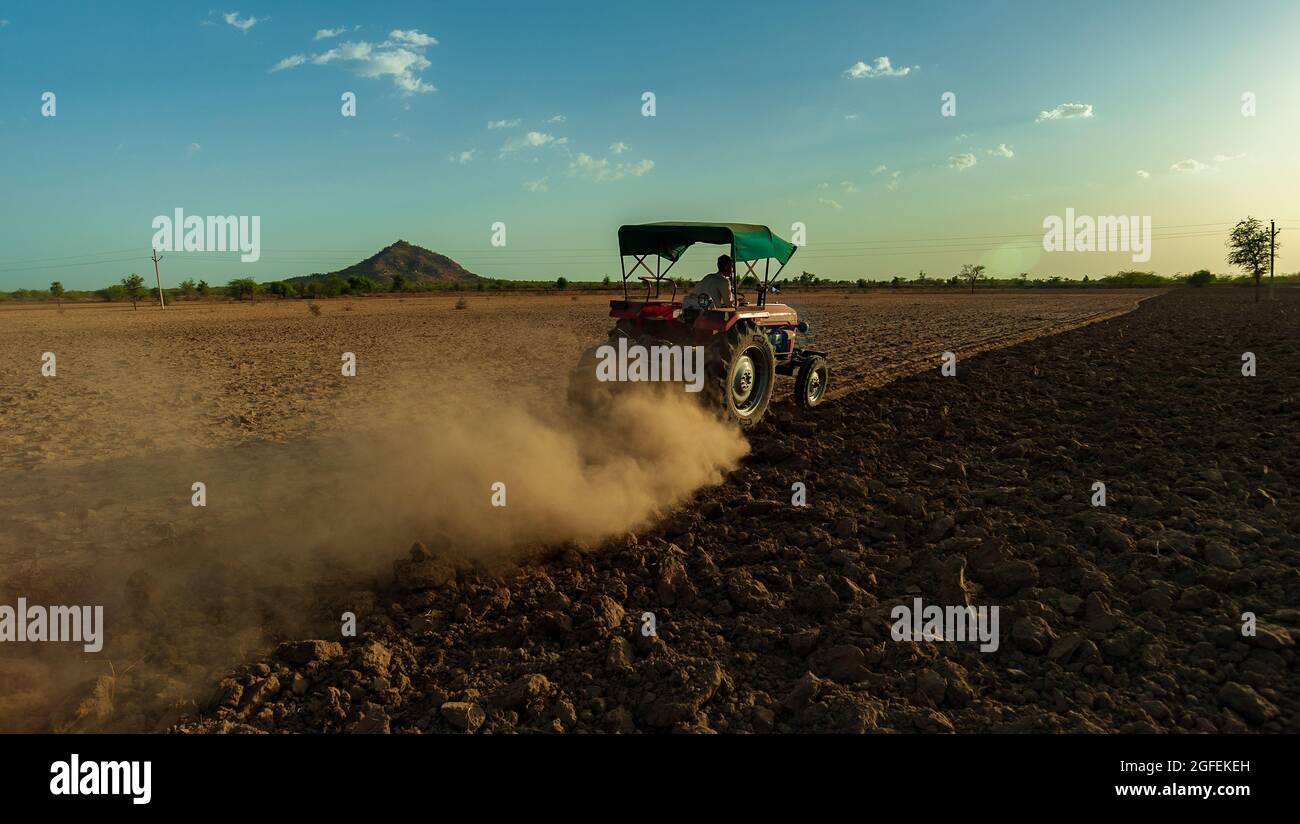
618,222 -> 797,265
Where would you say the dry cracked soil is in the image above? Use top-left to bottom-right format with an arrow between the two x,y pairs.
170,288 -> 1298,734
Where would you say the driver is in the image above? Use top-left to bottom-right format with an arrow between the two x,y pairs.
684,254 -> 735,312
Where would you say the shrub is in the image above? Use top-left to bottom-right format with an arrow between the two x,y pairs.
226,278 -> 260,300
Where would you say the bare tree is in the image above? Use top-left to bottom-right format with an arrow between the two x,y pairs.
1226,216 -> 1278,302
960,263 -> 986,294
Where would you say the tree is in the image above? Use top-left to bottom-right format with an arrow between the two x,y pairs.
347,275 -> 377,294
122,273 -> 146,309
264,280 -> 296,298
797,271 -> 818,286
178,278 -> 197,298
196,280 -> 210,297
555,276 -> 568,289
1226,217 -> 1277,302
1187,269 -> 1214,287
959,263 -> 986,293
855,278 -> 869,289
226,278 -> 260,300
49,281 -> 65,307
391,273 -> 407,293
601,274 -> 611,286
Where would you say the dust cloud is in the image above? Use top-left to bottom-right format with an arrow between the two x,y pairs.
0,378 -> 748,731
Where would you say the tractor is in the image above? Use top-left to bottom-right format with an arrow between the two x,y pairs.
572,222 -> 829,428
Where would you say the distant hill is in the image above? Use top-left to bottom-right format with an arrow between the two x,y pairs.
290,240 -> 482,285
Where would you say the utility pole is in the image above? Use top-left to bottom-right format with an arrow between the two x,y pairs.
152,249 -> 165,308
1269,220 -> 1276,302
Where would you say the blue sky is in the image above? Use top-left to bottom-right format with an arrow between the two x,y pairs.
1,0 -> 1298,289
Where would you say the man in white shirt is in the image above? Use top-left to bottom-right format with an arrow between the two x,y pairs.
685,254 -> 735,312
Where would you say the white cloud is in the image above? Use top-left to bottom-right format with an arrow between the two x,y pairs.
841,181 -> 859,193
843,56 -> 914,79
309,39 -> 436,94
609,141 -> 629,155
524,177 -> 549,192
870,164 -> 888,175
988,143 -> 1014,158
844,114 -> 860,121
270,54 -> 306,72
1213,152 -> 1245,163
1036,102 -> 1094,122
545,114 -> 567,124
1136,170 -> 1151,178
949,153 -> 977,171
818,197 -> 843,209
223,11 -> 264,32
487,118 -> 520,129
448,149 -> 475,164
273,29 -> 438,95
569,153 -> 653,182
0,19 -> 10,27
886,171 -> 901,191
388,29 -> 438,47
1171,158 -> 1209,173
502,131 -> 567,154
315,27 -> 346,40
186,142 -> 202,154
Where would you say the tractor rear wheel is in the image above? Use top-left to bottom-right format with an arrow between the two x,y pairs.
704,322 -> 776,429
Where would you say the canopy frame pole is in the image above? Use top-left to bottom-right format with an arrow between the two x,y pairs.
627,254 -> 656,301
627,254 -> 654,279
620,254 -> 629,300
740,259 -> 759,306
769,247 -> 796,285
730,240 -> 738,306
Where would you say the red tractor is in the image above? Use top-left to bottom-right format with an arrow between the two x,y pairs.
573,222 -> 829,428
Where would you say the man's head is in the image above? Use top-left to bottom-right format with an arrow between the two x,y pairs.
717,254 -> 734,276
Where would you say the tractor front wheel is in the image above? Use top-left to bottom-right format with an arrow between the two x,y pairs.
795,355 -> 830,409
